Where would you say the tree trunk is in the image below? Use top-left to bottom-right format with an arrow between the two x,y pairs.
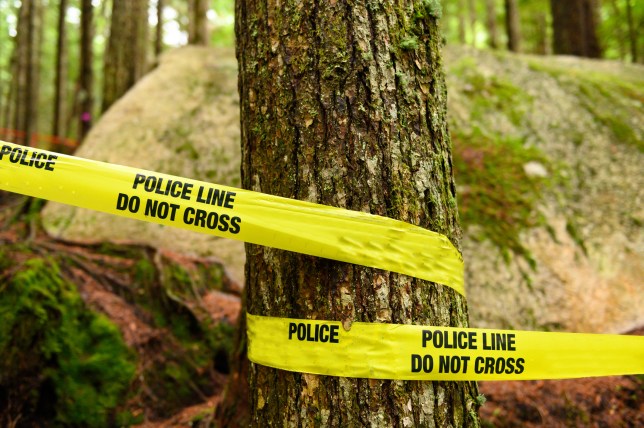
188,0 -> 209,45
20,0 -> 41,147
468,0 -> 477,47
485,0 -> 498,49
53,0 -> 68,142
625,0 -> 638,63
457,0 -> 467,44
504,0 -> 521,52
102,0 -> 149,112
155,0 -> 164,59
79,0 -> 93,140
236,0 -> 480,426
535,12 -> 549,55
13,0 -> 30,144
551,0 -> 602,58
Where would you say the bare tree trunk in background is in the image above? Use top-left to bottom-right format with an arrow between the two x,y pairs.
583,0 -> 602,58
79,0 -> 93,141
535,12 -> 549,55
469,0 -> 477,46
19,0 -> 42,146
485,0 -> 499,48
607,0 -> 626,60
231,0 -> 481,426
458,0 -> 467,44
551,0 -> 602,58
2,20 -> 18,134
1,53 -> 15,132
188,0 -> 209,45
625,0 -> 638,63
504,0 -> 521,52
102,0 -> 149,112
53,0 -> 68,142
155,0 -> 164,59
13,0 -> 29,144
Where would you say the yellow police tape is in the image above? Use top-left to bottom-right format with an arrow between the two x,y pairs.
247,313 -> 644,380
0,141 -> 464,295
2,141 -> 643,381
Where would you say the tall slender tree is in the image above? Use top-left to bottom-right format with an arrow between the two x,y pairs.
188,0 -> 209,45
485,0 -> 499,48
155,0 -> 165,60
468,0 -> 478,46
504,0 -> 521,52
53,0 -> 68,142
551,0 -> 602,58
102,0 -> 149,112
235,0 -> 480,426
11,0 -> 41,146
79,0 -> 93,140
625,0 -> 638,62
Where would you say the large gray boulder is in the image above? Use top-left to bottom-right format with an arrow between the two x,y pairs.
42,46 -> 245,281
42,45 -> 644,333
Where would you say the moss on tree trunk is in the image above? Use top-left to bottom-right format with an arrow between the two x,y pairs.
236,0 -> 480,425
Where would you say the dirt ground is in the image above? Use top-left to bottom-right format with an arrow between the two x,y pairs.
478,327 -> 644,428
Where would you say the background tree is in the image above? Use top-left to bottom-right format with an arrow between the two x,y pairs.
469,0 -> 478,46
102,0 -> 149,112
79,0 -> 93,140
485,0 -> 498,48
53,0 -> 67,142
236,0 -> 480,425
551,0 -> 602,58
155,0 -> 165,59
625,0 -> 639,62
504,0 -> 521,52
188,0 -> 209,45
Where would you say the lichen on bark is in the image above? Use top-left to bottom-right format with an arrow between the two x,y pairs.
236,0 -> 480,426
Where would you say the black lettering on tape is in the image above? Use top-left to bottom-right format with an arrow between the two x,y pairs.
287,322 -> 340,344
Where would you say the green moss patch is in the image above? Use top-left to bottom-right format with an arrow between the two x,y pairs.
452,129 -> 550,264
452,58 -> 533,127
529,61 -> 643,152
0,258 -> 136,426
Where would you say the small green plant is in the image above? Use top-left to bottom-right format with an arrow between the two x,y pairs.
400,36 -> 419,51
476,394 -> 487,406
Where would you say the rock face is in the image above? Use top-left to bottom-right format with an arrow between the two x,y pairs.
42,45 -> 643,333
446,46 -> 643,333
42,46 -> 246,281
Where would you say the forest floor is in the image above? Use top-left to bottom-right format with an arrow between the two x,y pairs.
2,193 -> 642,427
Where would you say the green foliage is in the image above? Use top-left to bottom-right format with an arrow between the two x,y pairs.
452,128 -> 550,264
0,258 -> 135,426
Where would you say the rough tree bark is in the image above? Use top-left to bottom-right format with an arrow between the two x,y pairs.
236,0 -> 480,426
102,0 -> 149,112
551,0 -> 602,58
53,0 -> 68,142
504,0 -> 521,52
